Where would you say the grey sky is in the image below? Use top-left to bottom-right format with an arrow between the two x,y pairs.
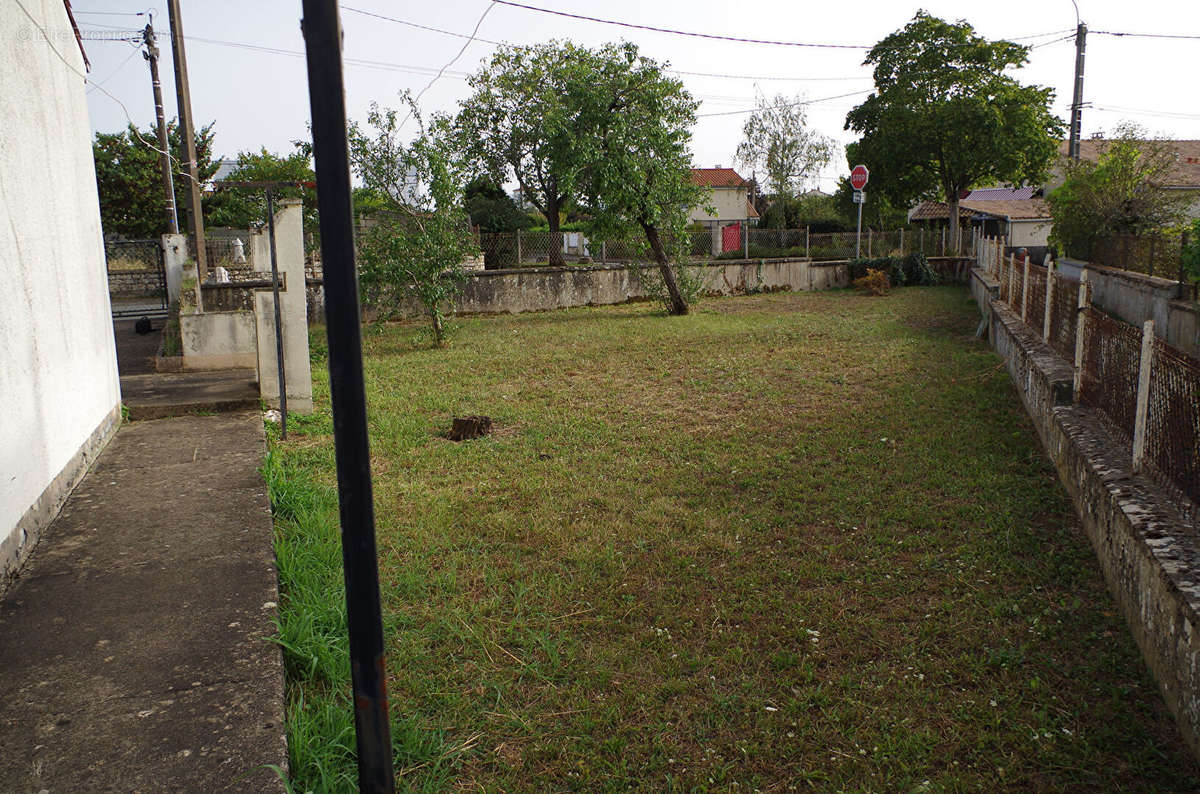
76,0 -> 1200,191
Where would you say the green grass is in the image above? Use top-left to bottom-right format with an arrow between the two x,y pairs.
267,287 -> 1199,791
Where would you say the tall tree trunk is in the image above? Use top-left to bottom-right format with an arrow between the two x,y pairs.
545,196 -> 565,267
643,222 -> 689,315
947,191 -> 961,254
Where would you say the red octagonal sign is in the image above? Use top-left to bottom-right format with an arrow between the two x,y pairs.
850,164 -> 870,191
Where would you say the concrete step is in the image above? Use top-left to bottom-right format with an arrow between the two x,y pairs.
120,369 -> 260,421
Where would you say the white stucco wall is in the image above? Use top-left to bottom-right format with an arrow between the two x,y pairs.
0,1 -> 121,565
689,187 -> 751,223
1009,219 -> 1052,248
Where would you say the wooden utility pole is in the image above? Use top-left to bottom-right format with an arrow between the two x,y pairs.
142,19 -> 178,234
166,0 -> 207,280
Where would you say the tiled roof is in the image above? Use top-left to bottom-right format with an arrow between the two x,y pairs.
965,186 -> 1037,201
910,198 -> 1051,221
1058,139 -> 1200,188
691,168 -> 748,188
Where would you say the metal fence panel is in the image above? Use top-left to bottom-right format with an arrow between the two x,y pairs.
1079,307 -> 1143,445
1048,275 -> 1080,361
1145,339 -> 1200,508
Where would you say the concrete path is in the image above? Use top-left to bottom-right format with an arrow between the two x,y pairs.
0,411 -> 287,792
120,370 -> 260,421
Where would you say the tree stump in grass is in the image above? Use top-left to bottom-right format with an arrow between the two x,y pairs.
449,415 -> 493,441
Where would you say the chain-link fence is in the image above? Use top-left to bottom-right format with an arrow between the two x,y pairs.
1092,232 -> 1183,280
465,227 -> 979,269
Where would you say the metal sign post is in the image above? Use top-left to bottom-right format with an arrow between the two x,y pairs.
850,165 -> 869,260
853,190 -> 865,259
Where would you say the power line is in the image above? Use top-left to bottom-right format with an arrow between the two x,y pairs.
696,89 -> 873,118
342,5 -> 502,46
409,1 -> 497,113
1092,30 -> 1200,41
491,0 -> 870,49
492,1 -> 1071,50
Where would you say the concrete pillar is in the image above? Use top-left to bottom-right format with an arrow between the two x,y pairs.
254,199 -> 313,414
161,233 -> 188,304
249,227 -> 270,270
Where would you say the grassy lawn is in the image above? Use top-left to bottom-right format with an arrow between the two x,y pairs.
267,286 -> 1199,792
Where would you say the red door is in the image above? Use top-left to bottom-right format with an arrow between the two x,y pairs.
722,223 -> 741,253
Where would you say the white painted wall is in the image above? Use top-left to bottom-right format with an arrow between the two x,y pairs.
0,1 -> 120,556
1009,219 -> 1052,248
689,187 -> 751,223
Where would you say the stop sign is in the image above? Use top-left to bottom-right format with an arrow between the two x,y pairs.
850,164 -> 870,191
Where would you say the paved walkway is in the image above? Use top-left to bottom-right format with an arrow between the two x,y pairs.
0,411 -> 287,792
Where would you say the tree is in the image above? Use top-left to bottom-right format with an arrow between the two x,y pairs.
464,177 -> 532,269
845,12 -> 1063,251
573,42 -> 704,315
735,93 -> 835,200
93,121 -> 217,239
456,42 -> 595,266
348,100 -> 476,345
1047,124 -> 1191,259
205,145 -> 317,245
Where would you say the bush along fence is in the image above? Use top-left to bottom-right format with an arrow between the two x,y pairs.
474,226 -> 977,269
1091,231 -> 1196,298
980,236 -> 1200,514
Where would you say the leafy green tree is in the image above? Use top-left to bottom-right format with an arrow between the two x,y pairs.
348,100 -> 476,345
456,42 -> 598,266
92,121 -> 217,239
845,12 -> 1063,251
1047,124 -> 1191,259
735,93 -> 834,200
464,177 -> 531,269
573,42 -> 704,315
205,145 -> 317,245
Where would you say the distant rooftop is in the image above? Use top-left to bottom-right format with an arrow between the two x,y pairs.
691,168 -> 748,189
1058,139 -> 1200,188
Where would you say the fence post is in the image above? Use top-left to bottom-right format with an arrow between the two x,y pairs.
1131,319 -> 1155,473
900,228 -> 905,255
1008,253 -> 1016,305
743,222 -> 749,259
941,227 -> 946,256
1182,231 -> 1192,300
920,227 -> 925,255
601,239 -> 606,265
1073,270 -> 1090,402
805,226 -> 810,259
1021,256 -> 1031,322
516,228 -> 522,264
1043,257 -> 1055,341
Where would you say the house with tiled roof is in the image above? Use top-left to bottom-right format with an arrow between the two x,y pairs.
909,193 -> 1053,250
1053,138 -> 1200,219
689,167 -> 758,254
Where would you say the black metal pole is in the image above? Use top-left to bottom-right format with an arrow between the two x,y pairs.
300,3 -> 395,792
265,188 -> 289,440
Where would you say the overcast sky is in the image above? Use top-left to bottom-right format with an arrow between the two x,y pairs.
76,0 -> 1200,191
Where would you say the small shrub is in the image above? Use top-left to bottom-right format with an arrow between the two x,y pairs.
853,268 -> 890,295
903,251 -> 940,286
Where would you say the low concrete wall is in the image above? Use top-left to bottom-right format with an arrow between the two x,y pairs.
973,266 -> 1200,760
1058,258 -> 1199,357
317,259 -> 850,321
180,310 -> 257,370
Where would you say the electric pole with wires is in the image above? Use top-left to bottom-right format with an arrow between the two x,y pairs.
166,0 -> 208,281
142,17 -> 178,234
